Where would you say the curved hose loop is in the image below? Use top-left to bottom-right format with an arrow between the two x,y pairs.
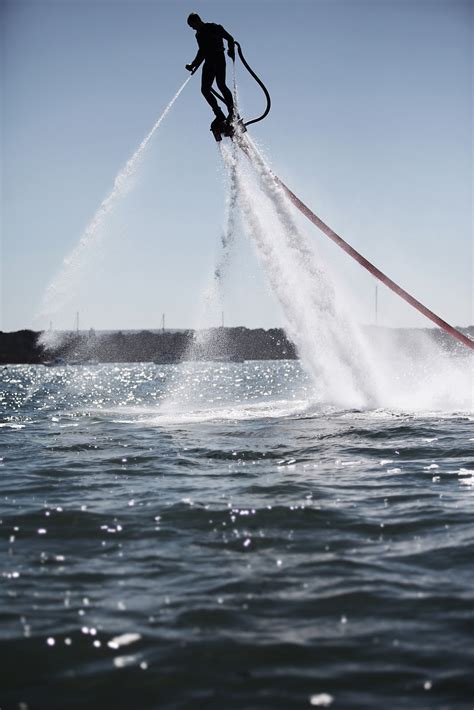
235,41 -> 271,127
205,42 -> 271,126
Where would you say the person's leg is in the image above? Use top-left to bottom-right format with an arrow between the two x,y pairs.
201,60 -> 224,117
215,54 -> 234,116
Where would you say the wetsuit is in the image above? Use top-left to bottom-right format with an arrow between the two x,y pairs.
188,23 -> 235,118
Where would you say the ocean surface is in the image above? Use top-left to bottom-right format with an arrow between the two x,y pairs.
1,361 -> 473,709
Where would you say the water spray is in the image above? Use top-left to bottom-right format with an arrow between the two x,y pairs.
187,37 -> 472,352
38,76 -> 191,340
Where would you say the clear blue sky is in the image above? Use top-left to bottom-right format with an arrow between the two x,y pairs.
2,0 -> 472,332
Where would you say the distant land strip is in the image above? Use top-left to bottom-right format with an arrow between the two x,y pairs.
0,326 -> 472,365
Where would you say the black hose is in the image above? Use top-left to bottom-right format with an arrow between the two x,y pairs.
235,41 -> 271,127
205,42 -> 271,126
211,87 -> 226,104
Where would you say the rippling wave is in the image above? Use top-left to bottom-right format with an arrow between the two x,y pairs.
1,362 -> 473,709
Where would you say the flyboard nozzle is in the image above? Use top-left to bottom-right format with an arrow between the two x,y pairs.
210,116 -> 247,143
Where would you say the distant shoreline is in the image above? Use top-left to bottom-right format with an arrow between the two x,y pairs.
0,326 -> 472,365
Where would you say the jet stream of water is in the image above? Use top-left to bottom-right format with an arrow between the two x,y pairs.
220,138 -> 383,406
223,135 -> 472,411
38,77 -> 191,337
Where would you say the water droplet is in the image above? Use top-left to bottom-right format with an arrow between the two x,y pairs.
107,632 -> 141,649
113,655 -> 136,668
309,693 -> 333,706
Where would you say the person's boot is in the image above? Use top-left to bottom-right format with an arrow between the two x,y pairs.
214,108 -> 226,124
210,109 -> 227,141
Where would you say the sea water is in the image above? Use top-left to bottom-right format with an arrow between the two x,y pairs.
1,361 -> 473,709
19,76 -> 473,709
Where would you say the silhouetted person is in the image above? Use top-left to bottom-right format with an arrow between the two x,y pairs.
185,13 -> 235,125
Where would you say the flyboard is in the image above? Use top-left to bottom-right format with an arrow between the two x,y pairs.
192,43 -> 474,352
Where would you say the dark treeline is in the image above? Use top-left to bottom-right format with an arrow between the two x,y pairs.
0,328 -> 297,364
0,326 -> 472,365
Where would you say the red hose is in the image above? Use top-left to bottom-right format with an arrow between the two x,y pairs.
237,138 -> 473,351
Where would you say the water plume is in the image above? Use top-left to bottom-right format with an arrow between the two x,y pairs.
196,66 -> 240,328
181,142 -> 239,367
220,141 -> 380,407
230,135 -> 471,412
159,143 -> 241,415
38,77 -> 191,346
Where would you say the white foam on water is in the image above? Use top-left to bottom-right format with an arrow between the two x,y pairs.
105,397 -> 313,427
37,77 -> 191,346
366,327 -> 473,411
